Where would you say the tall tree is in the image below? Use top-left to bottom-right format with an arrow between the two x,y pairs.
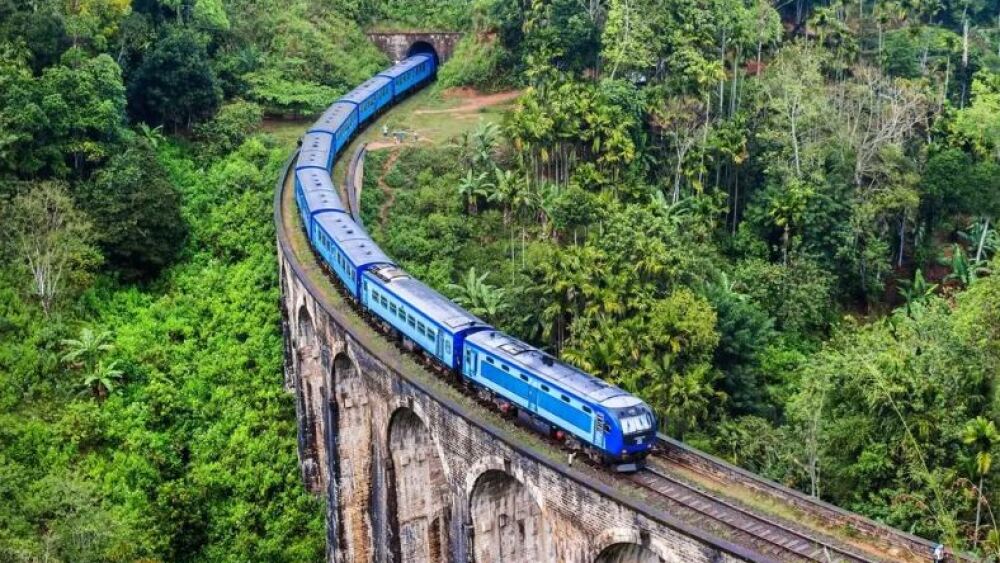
2,182 -> 101,315
127,27 -> 222,130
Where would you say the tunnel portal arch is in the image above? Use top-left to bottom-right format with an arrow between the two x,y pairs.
407,40 -> 439,66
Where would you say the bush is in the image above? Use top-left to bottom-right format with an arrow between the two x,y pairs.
437,34 -> 507,91
194,100 -> 264,157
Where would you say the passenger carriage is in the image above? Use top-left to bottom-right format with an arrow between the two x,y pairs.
377,55 -> 435,99
297,132 -> 334,172
339,76 -> 393,124
311,213 -> 392,297
307,102 -> 357,156
362,264 -> 489,369
294,168 -> 344,236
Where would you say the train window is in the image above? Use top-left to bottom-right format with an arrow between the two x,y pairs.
519,374 -> 528,382
485,357 -> 494,365
560,395 -> 570,403
407,315 -> 416,328
501,365 -> 509,372
582,406 -> 592,414
604,423 -> 611,433
389,302 -> 396,314
540,385 -> 549,392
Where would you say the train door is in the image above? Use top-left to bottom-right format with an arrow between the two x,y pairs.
594,413 -> 606,449
464,348 -> 478,378
435,332 -> 444,363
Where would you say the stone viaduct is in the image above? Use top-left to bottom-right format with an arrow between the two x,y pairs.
276,153 -> 762,562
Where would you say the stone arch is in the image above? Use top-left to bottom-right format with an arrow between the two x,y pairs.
407,40 -> 439,66
297,303 -> 315,346
386,407 -> 450,562
591,529 -> 675,563
594,543 -> 665,563
295,304 -> 324,492
469,469 -> 548,563
333,351 -> 375,562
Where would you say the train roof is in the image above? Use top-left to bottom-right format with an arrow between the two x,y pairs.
366,264 -> 488,333
377,55 -> 433,79
465,331 -> 637,405
309,102 -> 354,134
314,214 -> 392,267
301,132 -> 332,153
296,169 -> 344,213
340,76 -> 392,105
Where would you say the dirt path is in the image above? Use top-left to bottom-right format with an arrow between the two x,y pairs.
377,149 -> 401,226
414,88 -> 521,115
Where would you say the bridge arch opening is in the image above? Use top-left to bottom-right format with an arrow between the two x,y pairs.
594,543 -> 665,563
297,304 -> 315,347
386,407 -> 449,562
294,304 -> 324,492
407,41 -> 439,67
332,351 -> 374,562
469,469 -> 547,563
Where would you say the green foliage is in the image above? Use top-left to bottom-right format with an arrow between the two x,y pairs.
0,51 -> 126,178
733,257 -> 835,335
437,34 -> 507,91
127,27 -> 222,129
76,143 -> 186,279
1,182 -> 102,315
193,100 -> 264,157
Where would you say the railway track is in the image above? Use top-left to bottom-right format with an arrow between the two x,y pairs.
629,465 -> 879,562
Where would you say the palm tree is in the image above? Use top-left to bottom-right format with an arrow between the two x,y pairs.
898,269 -> 938,315
136,123 -> 165,149
963,416 -> 999,548
61,327 -> 114,377
84,360 -> 125,402
471,121 -> 500,171
457,170 -> 492,215
447,267 -> 508,321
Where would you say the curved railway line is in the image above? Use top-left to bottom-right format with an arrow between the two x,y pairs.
630,464 -> 869,562
282,64 -> 971,562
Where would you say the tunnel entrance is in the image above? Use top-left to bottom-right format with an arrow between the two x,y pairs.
407,41 -> 439,67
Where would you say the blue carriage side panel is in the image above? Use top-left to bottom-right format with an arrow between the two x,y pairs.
362,265 -> 487,369
308,102 -> 357,155
378,55 -> 434,100
340,76 -> 393,124
311,214 -> 371,297
294,168 -> 340,236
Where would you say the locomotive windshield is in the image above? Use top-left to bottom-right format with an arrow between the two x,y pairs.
620,413 -> 654,435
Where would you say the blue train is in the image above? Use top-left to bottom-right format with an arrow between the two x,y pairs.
293,53 -> 657,470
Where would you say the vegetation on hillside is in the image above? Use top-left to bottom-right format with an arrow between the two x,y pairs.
360,0 -> 1000,554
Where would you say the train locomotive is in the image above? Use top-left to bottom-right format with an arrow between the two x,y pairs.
292,52 -> 657,471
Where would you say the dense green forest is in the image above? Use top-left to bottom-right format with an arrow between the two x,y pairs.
1,0 -> 999,560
